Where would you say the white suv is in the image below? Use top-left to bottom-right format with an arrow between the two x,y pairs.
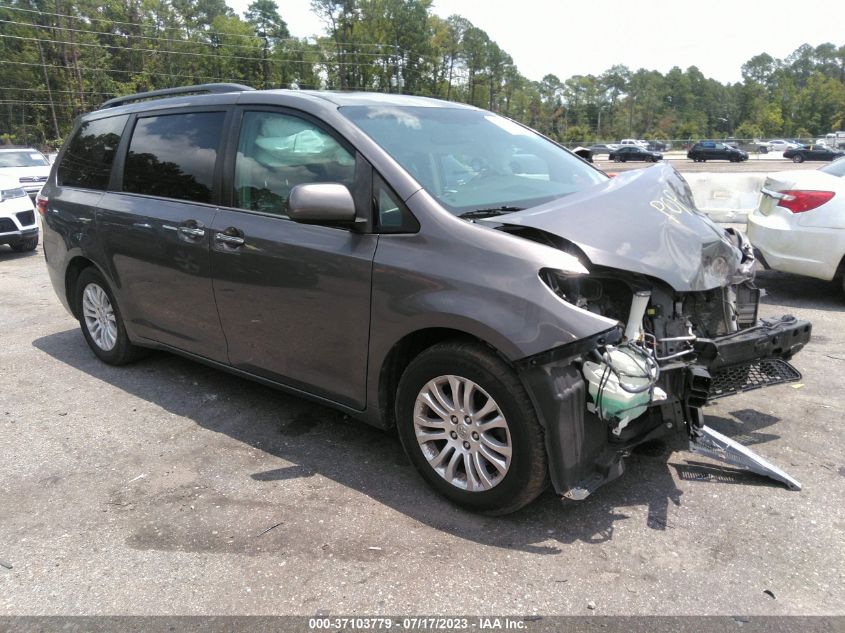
0,174 -> 38,252
0,147 -> 51,200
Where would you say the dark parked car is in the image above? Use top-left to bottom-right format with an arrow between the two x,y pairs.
39,84 -> 811,513
646,140 -> 669,151
687,141 -> 748,162
608,146 -> 662,162
783,144 -> 844,163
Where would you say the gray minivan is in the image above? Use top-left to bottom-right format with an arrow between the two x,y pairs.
40,84 -> 811,514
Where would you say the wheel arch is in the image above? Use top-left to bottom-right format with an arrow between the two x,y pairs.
377,327 -> 512,430
64,255 -> 100,319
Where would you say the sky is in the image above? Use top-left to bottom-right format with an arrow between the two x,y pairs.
227,0 -> 843,84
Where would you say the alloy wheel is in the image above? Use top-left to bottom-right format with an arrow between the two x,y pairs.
82,282 -> 118,351
413,375 -> 512,491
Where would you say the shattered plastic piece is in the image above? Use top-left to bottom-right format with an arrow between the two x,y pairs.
763,590 -> 776,599
689,425 -> 801,491
790,384 -> 804,390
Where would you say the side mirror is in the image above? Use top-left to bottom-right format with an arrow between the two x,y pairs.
288,183 -> 356,224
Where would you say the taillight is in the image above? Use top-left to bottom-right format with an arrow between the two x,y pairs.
35,193 -> 48,216
776,190 -> 835,213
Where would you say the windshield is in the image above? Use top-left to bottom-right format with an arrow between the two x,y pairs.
0,151 -> 49,167
340,106 -> 606,214
819,157 -> 845,177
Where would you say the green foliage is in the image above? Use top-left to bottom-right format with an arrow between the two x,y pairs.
734,121 -> 763,140
0,0 -> 842,148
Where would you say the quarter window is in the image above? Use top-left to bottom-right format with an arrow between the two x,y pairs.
374,174 -> 418,233
233,111 -> 356,216
123,112 -> 225,204
58,115 -> 128,190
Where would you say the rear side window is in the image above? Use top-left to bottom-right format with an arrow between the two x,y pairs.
59,115 -> 128,190
123,112 -> 225,204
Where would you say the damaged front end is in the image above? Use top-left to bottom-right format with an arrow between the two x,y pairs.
503,164 -> 811,499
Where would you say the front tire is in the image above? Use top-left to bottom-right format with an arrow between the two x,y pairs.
10,235 -> 38,252
793,155 -> 804,163
396,341 -> 548,515
74,267 -> 144,365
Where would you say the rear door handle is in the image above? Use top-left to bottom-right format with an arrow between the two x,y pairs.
215,227 -> 245,247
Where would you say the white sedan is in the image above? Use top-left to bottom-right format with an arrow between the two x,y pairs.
747,157 -> 845,293
758,139 -> 801,152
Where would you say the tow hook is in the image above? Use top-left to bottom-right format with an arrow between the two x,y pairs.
689,425 -> 802,490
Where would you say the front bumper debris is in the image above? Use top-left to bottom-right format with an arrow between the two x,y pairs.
696,315 -> 811,371
690,425 -> 801,490
521,310 -> 812,501
708,358 -> 801,400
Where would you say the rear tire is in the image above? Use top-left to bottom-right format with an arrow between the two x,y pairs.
74,267 -> 145,365
10,235 -> 38,252
395,341 -> 548,515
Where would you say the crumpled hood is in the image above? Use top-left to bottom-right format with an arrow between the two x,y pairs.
488,164 -> 748,291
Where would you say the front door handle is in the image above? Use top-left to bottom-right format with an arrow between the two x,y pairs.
215,227 -> 245,247
163,220 -> 206,239
178,225 -> 206,238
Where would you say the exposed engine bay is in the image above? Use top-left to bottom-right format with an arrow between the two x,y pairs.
491,166 -> 812,498
530,260 -> 811,497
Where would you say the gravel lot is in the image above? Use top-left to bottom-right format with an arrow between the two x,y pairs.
1,214 -> 844,616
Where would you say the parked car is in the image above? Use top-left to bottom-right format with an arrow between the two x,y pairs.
619,138 -> 648,148
40,84 -> 811,513
608,146 -> 663,162
588,143 -> 619,155
0,174 -> 39,252
0,147 -> 51,200
748,156 -> 845,293
687,141 -> 749,162
757,139 -> 801,152
782,144 -> 844,163
646,140 -> 669,151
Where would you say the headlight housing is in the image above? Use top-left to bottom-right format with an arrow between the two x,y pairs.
0,187 -> 27,202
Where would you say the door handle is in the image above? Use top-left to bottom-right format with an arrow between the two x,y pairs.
163,221 -> 205,239
215,227 -> 245,247
178,226 -> 206,238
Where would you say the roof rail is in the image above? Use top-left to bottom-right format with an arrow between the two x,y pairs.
100,83 -> 254,109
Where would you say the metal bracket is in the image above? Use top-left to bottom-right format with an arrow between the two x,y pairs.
689,425 -> 801,491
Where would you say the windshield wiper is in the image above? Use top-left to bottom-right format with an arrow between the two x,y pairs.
458,206 -> 524,219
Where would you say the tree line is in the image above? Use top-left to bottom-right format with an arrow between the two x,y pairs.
1,0 -> 844,147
